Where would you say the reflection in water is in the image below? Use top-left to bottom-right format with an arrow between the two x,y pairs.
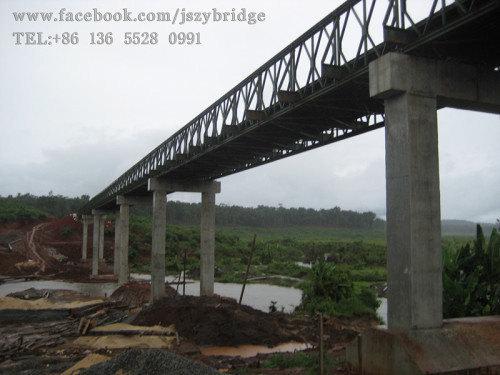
131,273 -> 303,313
0,279 -> 118,298
378,298 -> 387,324
201,342 -> 312,358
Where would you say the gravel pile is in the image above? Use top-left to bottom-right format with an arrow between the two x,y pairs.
81,349 -> 220,375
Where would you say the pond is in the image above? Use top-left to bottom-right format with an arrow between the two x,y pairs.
0,274 -> 387,319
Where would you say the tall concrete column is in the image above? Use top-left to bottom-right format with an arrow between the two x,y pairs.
148,178 -> 221,300
385,92 -> 442,330
151,189 -> 167,301
115,195 -> 151,285
200,191 -> 216,297
99,215 -> 105,259
118,203 -> 130,285
370,52 -> 500,331
91,211 -> 100,275
346,53 -> 500,374
370,53 -> 444,330
81,215 -> 92,260
114,211 -> 121,275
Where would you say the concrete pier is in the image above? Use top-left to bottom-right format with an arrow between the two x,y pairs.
375,76 -> 442,331
346,52 -> 500,374
91,209 -> 113,276
118,204 -> 130,285
113,210 -> 121,275
200,191 -> 216,297
81,215 -> 92,260
116,196 -> 135,285
98,215 -> 105,260
369,52 -> 500,331
148,184 -> 168,302
148,178 -> 221,300
91,210 -> 101,275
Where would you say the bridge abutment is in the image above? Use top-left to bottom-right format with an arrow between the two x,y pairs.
346,52 -> 500,374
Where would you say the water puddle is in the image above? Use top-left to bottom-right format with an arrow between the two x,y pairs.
0,279 -> 117,298
0,276 -> 388,322
201,342 -> 311,358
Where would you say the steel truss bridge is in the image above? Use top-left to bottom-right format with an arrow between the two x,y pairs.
80,0 -> 500,214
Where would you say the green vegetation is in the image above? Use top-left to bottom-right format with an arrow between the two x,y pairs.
443,225 -> 500,318
296,259 -> 381,318
0,199 -> 49,224
0,193 -> 90,219
131,201 -> 384,230
60,226 -> 74,238
120,214 -> 388,292
5,192 -> 499,322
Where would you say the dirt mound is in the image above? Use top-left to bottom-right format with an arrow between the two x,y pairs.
0,251 -> 29,276
48,215 -> 82,234
134,295 -> 303,347
81,348 -> 220,375
110,282 -> 177,307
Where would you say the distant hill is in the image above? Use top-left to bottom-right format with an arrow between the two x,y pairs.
441,220 -> 497,236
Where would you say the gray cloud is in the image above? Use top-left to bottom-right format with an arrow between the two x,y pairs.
0,0 -> 498,223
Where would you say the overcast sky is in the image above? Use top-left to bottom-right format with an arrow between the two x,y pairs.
0,0 -> 498,223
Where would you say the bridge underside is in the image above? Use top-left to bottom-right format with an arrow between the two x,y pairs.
94,78 -> 386,211
81,1 -> 500,214
80,2 -> 500,372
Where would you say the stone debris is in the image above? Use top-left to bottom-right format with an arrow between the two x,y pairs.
61,354 -> 110,375
80,348 -> 221,375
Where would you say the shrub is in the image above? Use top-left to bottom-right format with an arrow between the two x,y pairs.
298,259 -> 380,318
443,225 -> 500,318
60,226 -> 74,238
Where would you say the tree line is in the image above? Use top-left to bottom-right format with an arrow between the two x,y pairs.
135,202 -> 384,229
0,193 -> 384,230
0,193 -> 90,222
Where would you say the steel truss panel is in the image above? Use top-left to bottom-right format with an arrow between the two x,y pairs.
80,0 -> 500,213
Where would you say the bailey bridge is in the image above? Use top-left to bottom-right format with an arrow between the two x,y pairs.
79,1 -> 500,373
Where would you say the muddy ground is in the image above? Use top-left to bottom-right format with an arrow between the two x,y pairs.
0,217 -> 375,374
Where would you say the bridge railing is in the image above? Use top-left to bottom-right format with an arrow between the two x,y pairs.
81,0 -> 477,213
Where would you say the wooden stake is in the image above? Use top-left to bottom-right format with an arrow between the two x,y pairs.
239,234 -> 257,306
183,249 -> 187,296
319,312 -> 324,375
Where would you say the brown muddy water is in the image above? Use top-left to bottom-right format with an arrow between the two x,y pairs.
201,342 -> 312,358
